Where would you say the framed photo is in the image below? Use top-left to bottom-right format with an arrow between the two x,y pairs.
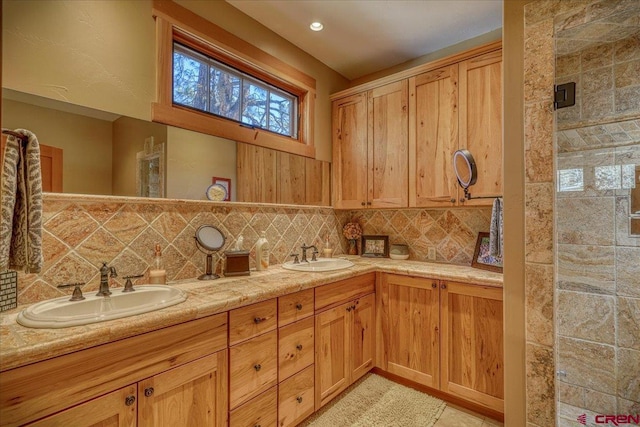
212,177 -> 231,201
471,232 -> 503,273
361,235 -> 389,258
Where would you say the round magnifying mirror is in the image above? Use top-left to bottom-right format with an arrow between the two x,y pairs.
453,149 -> 478,189
195,225 -> 225,280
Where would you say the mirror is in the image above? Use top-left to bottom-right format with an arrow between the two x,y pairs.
453,149 -> 478,189
195,225 -> 225,280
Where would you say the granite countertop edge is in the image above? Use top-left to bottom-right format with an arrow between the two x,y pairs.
0,258 -> 502,372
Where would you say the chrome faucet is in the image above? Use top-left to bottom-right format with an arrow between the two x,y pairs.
97,262 -> 117,296
300,244 -> 318,263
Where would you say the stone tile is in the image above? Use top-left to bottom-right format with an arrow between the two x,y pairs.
582,67 -> 614,94
103,208 -> 148,245
525,183 -> 554,264
557,149 -> 616,197
581,42 -> 614,71
526,343 -> 555,426
525,263 -> 554,347
618,397 -> 640,414
41,230 -> 69,272
556,197 -> 615,245
557,402 -> 599,427
615,59 -> 640,88
617,348 -> 640,402
82,202 -> 124,224
557,290 -> 615,344
615,32 -> 640,62
76,228 -> 126,268
525,0 -> 586,25
617,246 -> 640,297
524,101 -> 554,183
150,211 -> 188,243
44,205 -> 100,248
41,253 -> 98,290
615,86 -> 640,115
557,244 -> 616,294
18,280 -> 63,305
618,297 -> 640,350
558,381 -> 585,408
558,336 -> 616,394
557,52 -> 581,77
615,197 -> 640,247
582,90 -> 614,121
584,389 -> 616,414
524,20 -> 554,103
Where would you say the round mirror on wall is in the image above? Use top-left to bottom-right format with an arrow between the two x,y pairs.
195,225 -> 225,280
453,149 -> 478,190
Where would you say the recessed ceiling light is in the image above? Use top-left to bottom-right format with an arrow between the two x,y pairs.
310,22 -> 324,31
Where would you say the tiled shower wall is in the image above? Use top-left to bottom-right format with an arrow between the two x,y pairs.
555,8 -> 640,424
15,194 -> 491,305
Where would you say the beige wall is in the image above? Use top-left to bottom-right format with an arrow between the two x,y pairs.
166,127 -> 237,201
2,0 -> 349,163
2,98 -> 113,195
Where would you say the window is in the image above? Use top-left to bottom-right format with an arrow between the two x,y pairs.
152,1 -> 316,158
173,43 -> 298,138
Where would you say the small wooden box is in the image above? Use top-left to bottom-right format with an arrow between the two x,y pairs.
225,250 -> 250,276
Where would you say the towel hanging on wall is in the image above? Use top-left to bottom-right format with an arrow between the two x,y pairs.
489,197 -> 503,258
1,129 -> 44,273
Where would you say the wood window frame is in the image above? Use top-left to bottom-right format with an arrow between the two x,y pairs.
152,0 -> 316,158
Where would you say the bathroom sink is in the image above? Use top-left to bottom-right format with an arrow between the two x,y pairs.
17,285 -> 187,329
282,258 -> 354,272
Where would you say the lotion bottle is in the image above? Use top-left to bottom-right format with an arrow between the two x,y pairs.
149,243 -> 166,284
255,231 -> 269,271
323,234 -> 333,258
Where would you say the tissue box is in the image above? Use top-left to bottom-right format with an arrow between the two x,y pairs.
225,251 -> 250,276
0,270 -> 18,312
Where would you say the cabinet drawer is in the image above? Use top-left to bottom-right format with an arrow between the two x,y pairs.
315,273 -> 375,312
230,299 -> 277,345
278,365 -> 315,427
278,289 -> 314,327
230,386 -> 277,427
230,330 -> 278,409
278,317 -> 314,381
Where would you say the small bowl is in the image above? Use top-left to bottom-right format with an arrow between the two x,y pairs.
389,244 -> 409,260
389,253 -> 410,260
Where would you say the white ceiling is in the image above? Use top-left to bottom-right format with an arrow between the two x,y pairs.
226,0 -> 503,80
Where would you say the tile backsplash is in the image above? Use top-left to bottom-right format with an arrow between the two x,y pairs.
15,194 -> 492,305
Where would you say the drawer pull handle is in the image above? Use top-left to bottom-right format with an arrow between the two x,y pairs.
431,283 -> 437,289
254,425 -> 261,427
296,303 -> 303,310
254,364 -> 262,371
296,344 -> 303,351
296,396 -> 303,403
254,317 -> 266,324
441,284 -> 447,290
125,395 -> 136,406
346,306 -> 352,312
144,387 -> 154,397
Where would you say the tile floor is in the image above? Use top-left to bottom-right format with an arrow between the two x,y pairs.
433,404 -> 504,427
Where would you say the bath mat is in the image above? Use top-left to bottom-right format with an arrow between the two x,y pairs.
301,373 -> 446,427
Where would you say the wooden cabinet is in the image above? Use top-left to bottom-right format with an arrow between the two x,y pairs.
332,81 -> 409,209
237,143 -> 330,206
230,386 -> 278,427
25,386 -> 137,427
278,365 -> 315,427
458,50 -> 503,205
314,275 -> 375,408
278,317 -> 315,381
409,65 -> 459,208
441,280 -> 504,413
377,273 -> 503,414
1,314 -> 228,427
138,351 -> 228,427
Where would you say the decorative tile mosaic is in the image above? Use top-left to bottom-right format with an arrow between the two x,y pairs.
0,271 -> 18,312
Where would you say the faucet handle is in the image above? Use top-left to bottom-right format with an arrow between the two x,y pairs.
311,250 -> 319,262
110,266 -> 118,278
122,274 -> 144,293
290,253 -> 300,264
57,282 -> 86,301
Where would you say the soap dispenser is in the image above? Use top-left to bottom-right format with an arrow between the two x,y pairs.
149,243 -> 166,284
323,234 -> 333,258
255,231 -> 270,271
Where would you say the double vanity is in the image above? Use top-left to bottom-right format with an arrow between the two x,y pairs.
0,257 -> 503,426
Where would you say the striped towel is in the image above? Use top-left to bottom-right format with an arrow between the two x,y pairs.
489,197 -> 503,258
1,129 -> 43,273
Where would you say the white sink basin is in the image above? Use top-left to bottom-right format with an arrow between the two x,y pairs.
282,258 -> 354,272
17,285 -> 187,329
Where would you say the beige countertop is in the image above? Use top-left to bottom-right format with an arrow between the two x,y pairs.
0,257 -> 502,372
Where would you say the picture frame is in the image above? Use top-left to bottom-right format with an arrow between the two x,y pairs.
212,177 -> 231,201
471,232 -> 503,273
361,235 -> 389,258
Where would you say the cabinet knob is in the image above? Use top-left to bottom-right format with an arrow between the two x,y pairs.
254,425 -> 262,427
296,303 -> 303,310
450,198 -> 456,203
441,284 -> 447,289
125,395 -> 136,406
254,364 -> 262,371
361,201 -> 366,206
431,283 -> 437,289
296,344 -> 303,351
459,198 -> 466,203
366,201 -> 372,205
254,317 -> 265,324
144,387 -> 154,397
346,306 -> 352,312
296,396 -> 303,403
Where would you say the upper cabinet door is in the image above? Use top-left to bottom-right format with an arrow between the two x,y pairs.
458,51 -> 503,206
332,93 -> 369,209
409,65 -> 459,207
237,143 -> 277,203
368,81 -> 409,208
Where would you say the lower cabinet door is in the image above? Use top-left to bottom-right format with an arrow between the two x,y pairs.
25,385 -> 137,427
350,293 -> 375,383
230,386 -> 278,427
278,365 -> 315,427
315,301 -> 350,408
440,281 -> 504,412
138,351 -> 228,427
